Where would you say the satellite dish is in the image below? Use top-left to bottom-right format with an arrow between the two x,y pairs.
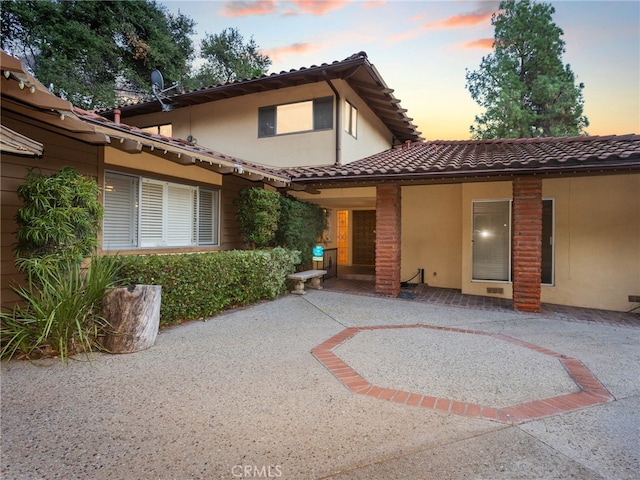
151,69 -> 165,92
151,69 -> 179,112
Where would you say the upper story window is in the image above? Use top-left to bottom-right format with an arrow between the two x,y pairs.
140,124 -> 172,137
258,97 -> 333,138
345,101 -> 358,137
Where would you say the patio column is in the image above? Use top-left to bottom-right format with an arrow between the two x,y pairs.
375,184 -> 401,297
512,177 -> 543,313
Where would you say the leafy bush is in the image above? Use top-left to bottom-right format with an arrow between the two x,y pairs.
234,187 -> 281,248
114,248 -> 300,326
275,195 -> 327,267
1,168 -> 113,362
0,255 -> 122,361
14,167 -> 103,277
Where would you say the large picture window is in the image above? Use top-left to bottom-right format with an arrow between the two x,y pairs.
472,200 -> 511,281
103,172 -> 219,250
258,97 -> 333,137
472,199 -> 554,284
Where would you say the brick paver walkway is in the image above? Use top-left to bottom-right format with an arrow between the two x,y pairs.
322,278 -> 640,328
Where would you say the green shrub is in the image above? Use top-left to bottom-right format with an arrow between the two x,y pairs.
275,195 -> 327,267
14,167 -> 103,277
234,187 -> 281,248
1,168 -> 113,362
114,248 -> 300,326
0,255 -> 122,361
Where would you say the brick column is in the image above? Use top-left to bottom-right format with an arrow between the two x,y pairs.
375,184 -> 401,297
512,177 -> 543,313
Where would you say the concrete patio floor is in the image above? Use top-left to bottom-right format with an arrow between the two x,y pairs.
1,289 -> 639,479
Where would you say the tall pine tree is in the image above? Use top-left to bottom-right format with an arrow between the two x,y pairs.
465,0 -> 589,139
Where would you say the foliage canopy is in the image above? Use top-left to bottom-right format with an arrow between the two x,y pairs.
465,0 -> 589,139
1,0 -> 195,109
1,1 -> 272,109
187,27 -> 272,89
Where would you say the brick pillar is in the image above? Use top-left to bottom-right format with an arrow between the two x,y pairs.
512,177 -> 543,313
375,184 -> 401,297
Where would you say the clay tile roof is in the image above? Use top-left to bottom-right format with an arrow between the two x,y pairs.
284,135 -> 640,185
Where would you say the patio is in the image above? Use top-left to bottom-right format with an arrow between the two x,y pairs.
1,289 -> 639,479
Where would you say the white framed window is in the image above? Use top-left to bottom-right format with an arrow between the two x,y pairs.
103,172 -> 219,249
472,200 -> 511,282
258,97 -> 333,137
345,100 -> 358,137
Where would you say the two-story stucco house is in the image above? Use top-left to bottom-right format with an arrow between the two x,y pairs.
103,51 -> 640,314
3,49 -> 639,314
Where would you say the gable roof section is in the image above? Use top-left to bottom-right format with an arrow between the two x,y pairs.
285,135 -> 640,187
99,52 -> 422,144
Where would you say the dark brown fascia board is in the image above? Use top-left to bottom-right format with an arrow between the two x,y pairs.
2,100 -> 109,144
110,56 -> 370,119
93,125 -> 291,185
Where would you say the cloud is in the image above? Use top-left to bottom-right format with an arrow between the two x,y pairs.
219,0 -> 277,18
362,0 -> 385,7
387,30 -> 422,44
463,38 -> 494,49
290,0 -> 350,15
264,42 -> 318,64
422,2 -> 498,30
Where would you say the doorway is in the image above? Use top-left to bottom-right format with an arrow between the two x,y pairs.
352,210 -> 376,265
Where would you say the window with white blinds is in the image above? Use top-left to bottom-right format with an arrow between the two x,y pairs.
103,173 -> 139,249
472,200 -> 511,281
198,189 -> 219,245
103,172 -> 220,249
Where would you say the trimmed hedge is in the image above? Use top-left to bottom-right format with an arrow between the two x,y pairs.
114,248 -> 300,326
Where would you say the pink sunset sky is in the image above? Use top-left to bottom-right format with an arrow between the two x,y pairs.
161,0 -> 640,140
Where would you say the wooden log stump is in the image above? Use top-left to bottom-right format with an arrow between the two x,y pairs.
100,285 -> 161,354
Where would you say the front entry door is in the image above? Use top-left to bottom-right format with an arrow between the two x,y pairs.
352,210 -> 376,265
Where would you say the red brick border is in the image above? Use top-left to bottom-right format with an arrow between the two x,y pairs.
311,325 -> 614,424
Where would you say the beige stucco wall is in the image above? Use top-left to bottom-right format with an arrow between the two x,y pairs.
124,80 -> 393,168
541,174 -> 640,311
103,148 -> 222,186
401,184 -> 463,288
401,175 -> 639,311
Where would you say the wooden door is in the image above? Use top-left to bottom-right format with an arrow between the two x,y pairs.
352,210 -> 376,265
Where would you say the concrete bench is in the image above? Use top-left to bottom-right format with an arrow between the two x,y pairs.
287,269 -> 327,295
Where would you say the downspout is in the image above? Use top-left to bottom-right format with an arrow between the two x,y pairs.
323,72 -> 341,166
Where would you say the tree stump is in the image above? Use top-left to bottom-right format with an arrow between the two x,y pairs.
100,285 -> 161,354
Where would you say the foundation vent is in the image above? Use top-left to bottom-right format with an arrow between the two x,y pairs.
629,295 -> 640,303
487,287 -> 504,294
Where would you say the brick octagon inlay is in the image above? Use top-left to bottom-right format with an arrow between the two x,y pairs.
311,325 -> 614,424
